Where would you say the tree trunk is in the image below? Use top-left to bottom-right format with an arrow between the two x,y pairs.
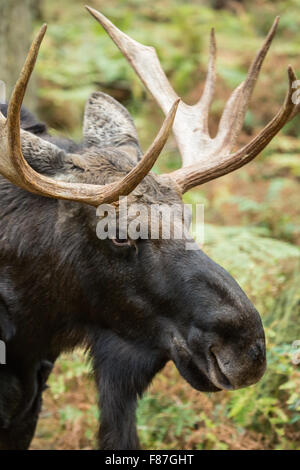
0,0 -> 37,109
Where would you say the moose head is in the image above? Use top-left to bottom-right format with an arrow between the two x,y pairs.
0,7 -> 298,450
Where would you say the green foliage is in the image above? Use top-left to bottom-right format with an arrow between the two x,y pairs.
137,394 -> 198,450
204,224 -> 300,311
48,350 -> 92,398
227,341 -> 300,448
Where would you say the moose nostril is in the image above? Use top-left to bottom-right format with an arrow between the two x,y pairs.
248,340 -> 265,362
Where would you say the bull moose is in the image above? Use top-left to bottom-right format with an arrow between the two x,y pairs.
0,6 -> 298,450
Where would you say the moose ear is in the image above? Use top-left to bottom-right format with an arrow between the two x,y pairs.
0,103 -> 47,135
0,103 -> 66,176
83,92 -> 142,161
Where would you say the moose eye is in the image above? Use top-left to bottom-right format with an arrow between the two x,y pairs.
112,237 -> 131,247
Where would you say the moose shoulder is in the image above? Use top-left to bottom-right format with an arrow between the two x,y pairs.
0,7 -> 298,450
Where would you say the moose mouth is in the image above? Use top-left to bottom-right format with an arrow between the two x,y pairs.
171,336 -> 233,392
207,349 -> 233,390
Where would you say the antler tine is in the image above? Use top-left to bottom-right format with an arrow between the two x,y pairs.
0,25 -> 179,206
171,66 -> 298,193
194,28 -> 217,134
85,5 -> 178,114
215,16 -> 279,154
6,25 -> 48,181
234,65 -> 296,159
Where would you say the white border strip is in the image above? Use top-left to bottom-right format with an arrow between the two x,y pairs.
0,80 -> 6,103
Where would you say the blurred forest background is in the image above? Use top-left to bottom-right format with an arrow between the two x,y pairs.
1,0 -> 300,450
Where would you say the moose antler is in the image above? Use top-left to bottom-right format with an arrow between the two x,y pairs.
87,7 -> 300,193
0,25 -> 179,206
